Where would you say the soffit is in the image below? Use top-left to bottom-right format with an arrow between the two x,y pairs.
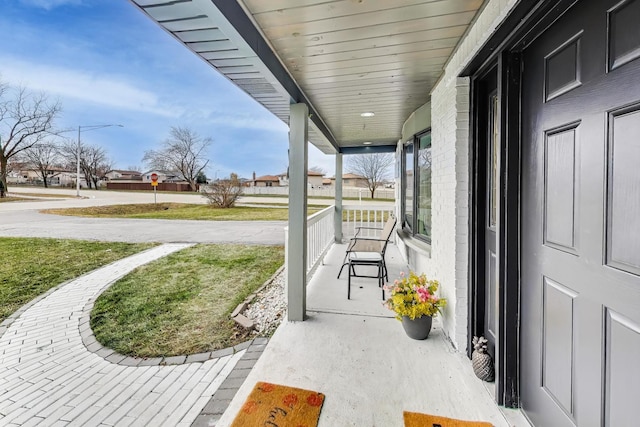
129,0 -> 486,153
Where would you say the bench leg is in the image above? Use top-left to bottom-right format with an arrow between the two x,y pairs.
377,263 -> 382,287
347,262 -> 351,299
337,262 -> 348,279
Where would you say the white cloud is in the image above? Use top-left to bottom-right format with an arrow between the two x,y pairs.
178,106 -> 289,133
209,114 -> 288,132
19,0 -> 83,10
0,56 -> 180,117
309,144 -> 336,176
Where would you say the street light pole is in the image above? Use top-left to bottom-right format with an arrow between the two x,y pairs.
76,124 -> 123,197
76,126 -> 81,197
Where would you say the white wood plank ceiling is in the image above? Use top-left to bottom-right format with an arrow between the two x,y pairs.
129,0 -> 486,153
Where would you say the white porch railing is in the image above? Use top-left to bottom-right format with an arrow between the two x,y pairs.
342,204 -> 395,241
242,186 -> 396,199
284,203 -> 395,281
306,205 -> 335,274
284,205 -> 335,277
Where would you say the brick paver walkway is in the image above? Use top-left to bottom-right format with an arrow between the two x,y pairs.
0,244 -> 247,426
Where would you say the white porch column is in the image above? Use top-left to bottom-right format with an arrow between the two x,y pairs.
287,103 -> 308,321
334,153 -> 343,243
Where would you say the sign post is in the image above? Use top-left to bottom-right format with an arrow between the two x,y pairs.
150,173 -> 158,204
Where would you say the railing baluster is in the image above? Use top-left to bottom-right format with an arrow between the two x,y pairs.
298,204 -> 394,280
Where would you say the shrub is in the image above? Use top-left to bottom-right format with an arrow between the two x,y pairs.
201,173 -> 243,208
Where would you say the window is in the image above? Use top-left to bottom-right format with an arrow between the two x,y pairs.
403,140 -> 414,232
402,130 -> 432,243
488,94 -> 499,228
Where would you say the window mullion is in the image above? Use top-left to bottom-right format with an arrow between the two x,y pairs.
413,138 -> 419,235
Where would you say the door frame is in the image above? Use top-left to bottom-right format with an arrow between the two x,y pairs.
468,53 -> 521,407
465,0 -> 579,409
468,63 -> 496,363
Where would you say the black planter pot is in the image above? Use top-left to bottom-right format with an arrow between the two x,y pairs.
401,315 -> 433,340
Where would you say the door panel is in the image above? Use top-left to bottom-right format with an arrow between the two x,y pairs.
606,103 -> 640,275
521,1 -> 640,426
543,123 -> 579,253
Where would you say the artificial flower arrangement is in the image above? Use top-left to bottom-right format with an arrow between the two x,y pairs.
385,271 -> 447,320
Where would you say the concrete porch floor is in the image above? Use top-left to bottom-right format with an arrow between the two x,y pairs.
215,243 -> 529,426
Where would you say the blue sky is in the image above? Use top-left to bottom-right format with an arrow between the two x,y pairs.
0,0 -> 334,179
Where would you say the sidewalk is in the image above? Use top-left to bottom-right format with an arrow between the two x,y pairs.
0,244 -> 249,426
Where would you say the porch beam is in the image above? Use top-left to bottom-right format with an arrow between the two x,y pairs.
340,145 -> 396,154
287,103 -> 309,321
334,153 -> 343,243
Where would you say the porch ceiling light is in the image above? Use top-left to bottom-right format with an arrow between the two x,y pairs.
363,141 -> 373,145
360,112 -> 375,117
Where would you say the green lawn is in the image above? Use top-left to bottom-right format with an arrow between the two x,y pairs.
0,238 -> 154,322
91,244 -> 284,357
42,203 -> 321,221
41,202 -> 391,221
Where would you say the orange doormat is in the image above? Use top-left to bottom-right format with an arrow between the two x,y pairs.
404,411 -> 493,427
231,382 -> 325,427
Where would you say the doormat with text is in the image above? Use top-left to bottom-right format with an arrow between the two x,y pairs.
404,411 -> 493,427
231,381 -> 325,427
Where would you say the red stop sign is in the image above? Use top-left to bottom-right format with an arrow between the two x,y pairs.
150,173 -> 158,182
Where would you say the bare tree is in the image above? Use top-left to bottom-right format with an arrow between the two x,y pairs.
201,173 -> 243,208
143,126 -> 211,191
59,139 -> 88,189
0,81 -> 62,196
20,141 -> 62,188
346,153 -> 394,198
84,145 -> 114,189
58,140 -> 112,190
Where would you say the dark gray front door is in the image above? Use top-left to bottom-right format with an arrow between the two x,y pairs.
521,1 -> 640,426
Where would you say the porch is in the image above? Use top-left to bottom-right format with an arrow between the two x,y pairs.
216,241 -> 527,426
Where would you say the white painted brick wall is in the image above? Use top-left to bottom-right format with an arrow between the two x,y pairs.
399,0 -> 520,352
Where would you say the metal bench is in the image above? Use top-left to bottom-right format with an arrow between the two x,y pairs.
347,251 -> 385,300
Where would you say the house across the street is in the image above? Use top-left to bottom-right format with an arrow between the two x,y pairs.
250,173 -> 280,187
104,170 -> 142,182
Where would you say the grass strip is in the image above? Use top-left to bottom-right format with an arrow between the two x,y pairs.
91,244 -> 284,357
0,238 -> 154,322
0,196 -> 31,203
11,192 -> 71,198
42,203 -> 320,221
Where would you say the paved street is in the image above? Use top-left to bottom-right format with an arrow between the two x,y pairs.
0,210 -> 287,244
0,188 -> 292,244
0,187 -> 390,244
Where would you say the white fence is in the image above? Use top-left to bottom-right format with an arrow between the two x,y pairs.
242,186 -> 395,200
